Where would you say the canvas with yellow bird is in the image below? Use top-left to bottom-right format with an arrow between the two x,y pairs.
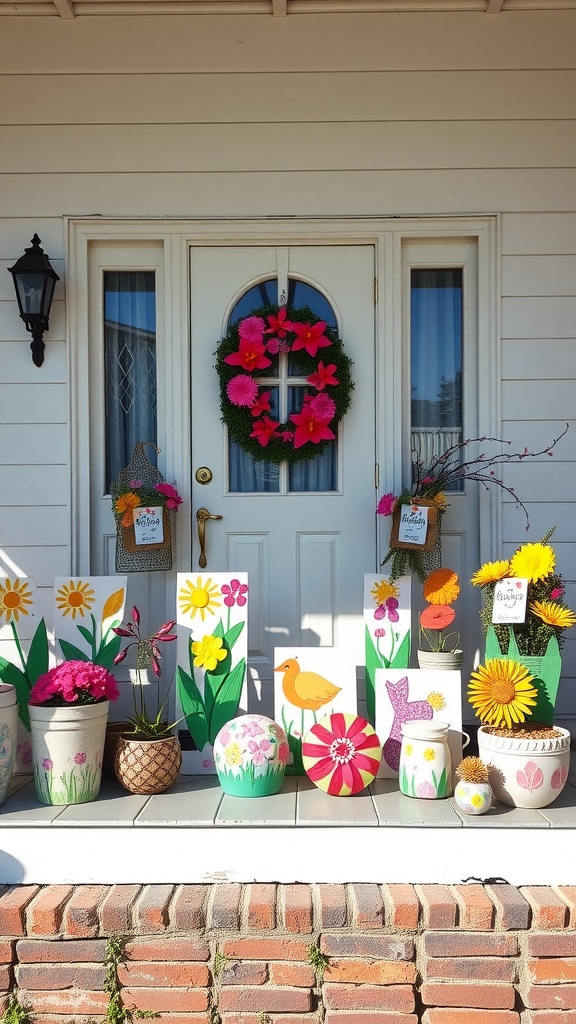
274,656 -> 342,773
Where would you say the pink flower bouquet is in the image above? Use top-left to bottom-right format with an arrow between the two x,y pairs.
29,660 -> 119,706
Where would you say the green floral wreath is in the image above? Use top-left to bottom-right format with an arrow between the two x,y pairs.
215,303 -> 354,465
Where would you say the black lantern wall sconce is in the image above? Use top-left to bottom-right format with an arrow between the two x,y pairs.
8,234 -> 60,367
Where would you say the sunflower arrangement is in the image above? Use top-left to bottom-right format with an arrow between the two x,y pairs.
471,529 -> 576,658
419,568 -> 461,654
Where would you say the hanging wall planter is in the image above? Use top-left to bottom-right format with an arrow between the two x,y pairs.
110,442 -> 182,573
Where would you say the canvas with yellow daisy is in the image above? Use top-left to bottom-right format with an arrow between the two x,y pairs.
469,529 -> 575,728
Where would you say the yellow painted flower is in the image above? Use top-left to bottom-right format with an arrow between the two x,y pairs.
404,743 -> 413,757
192,634 -> 227,672
510,542 -> 555,583
371,579 -> 399,606
0,578 -> 33,623
470,793 -> 484,808
101,587 -> 125,622
530,600 -> 576,630
56,580 -> 95,620
423,748 -> 436,761
468,659 -> 538,729
115,491 -> 141,528
178,577 -> 221,621
427,691 -> 446,712
423,568 -> 459,606
470,560 -> 510,587
225,742 -> 242,766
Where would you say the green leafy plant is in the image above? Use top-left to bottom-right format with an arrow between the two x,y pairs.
0,617 -> 48,730
104,935 -> 157,1024
1,992 -> 30,1024
306,943 -> 329,981
113,607 -> 182,739
212,950 -> 229,977
176,619 -> 246,750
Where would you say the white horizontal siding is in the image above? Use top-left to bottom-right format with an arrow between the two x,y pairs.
2,70 -> 576,125
0,7 -> 573,619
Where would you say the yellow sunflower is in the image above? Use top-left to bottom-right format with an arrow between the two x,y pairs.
423,568 -> 459,606
371,579 -> 399,605
56,580 -> 95,620
0,578 -> 33,623
468,659 -> 538,729
192,634 -> 227,672
510,542 -> 555,583
179,577 -> 221,621
470,560 -> 510,587
530,600 -> 576,630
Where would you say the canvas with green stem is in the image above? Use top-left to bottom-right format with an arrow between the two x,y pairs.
0,576 -> 48,770
363,574 -> 412,726
273,646 -> 357,775
175,572 -> 249,773
54,576 -> 127,669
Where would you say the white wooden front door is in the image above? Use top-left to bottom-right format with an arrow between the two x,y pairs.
189,244 -> 377,671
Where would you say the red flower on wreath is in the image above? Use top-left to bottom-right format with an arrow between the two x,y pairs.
250,390 -> 272,417
291,321 -> 332,358
224,336 -> 271,372
250,415 -> 280,447
265,307 -> 295,340
290,405 -> 335,449
307,361 -> 338,391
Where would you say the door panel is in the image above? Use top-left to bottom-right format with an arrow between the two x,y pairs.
190,244 -> 376,668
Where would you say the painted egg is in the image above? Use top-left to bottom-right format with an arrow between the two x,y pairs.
213,714 -> 290,798
302,712 -> 382,796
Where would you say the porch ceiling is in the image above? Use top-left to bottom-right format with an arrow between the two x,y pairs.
0,0 -> 573,17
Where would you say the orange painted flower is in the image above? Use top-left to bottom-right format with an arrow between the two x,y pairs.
419,604 -> 456,631
423,568 -> 460,606
115,491 -> 141,527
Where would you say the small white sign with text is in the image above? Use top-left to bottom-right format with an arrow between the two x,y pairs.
492,578 -> 528,623
398,504 -> 429,547
133,506 -> 164,545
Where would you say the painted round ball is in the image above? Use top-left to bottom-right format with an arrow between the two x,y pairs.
454,779 -> 493,815
302,712 -> 382,796
213,714 -> 290,798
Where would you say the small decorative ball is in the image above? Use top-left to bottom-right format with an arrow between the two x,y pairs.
454,779 -> 493,816
213,714 -> 290,798
302,712 -> 382,796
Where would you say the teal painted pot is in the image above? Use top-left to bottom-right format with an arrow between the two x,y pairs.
213,714 -> 290,797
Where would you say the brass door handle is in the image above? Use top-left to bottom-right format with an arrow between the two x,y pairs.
196,507 -> 222,568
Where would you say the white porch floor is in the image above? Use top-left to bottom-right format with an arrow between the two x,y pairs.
1,761 -> 576,887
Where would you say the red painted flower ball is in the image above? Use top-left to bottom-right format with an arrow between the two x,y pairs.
302,712 -> 382,796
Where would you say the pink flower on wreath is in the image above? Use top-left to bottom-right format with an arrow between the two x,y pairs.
290,406 -> 335,449
377,492 -> 397,516
307,361 -> 338,391
291,321 -> 332,358
309,393 -> 336,423
279,430 -> 294,443
74,752 -> 87,765
221,578 -> 249,607
250,415 -> 280,447
226,373 -> 258,408
250,391 -> 272,417
155,482 -> 183,510
265,307 -> 295,340
238,315 -> 266,344
224,336 -> 272,373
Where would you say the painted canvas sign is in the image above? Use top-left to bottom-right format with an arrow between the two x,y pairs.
363,574 -> 411,724
375,668 -> 463,778
176,573 -> 249,773
0,576 -> 46,770
273,646 -> 357,774
54,577 -> 127,670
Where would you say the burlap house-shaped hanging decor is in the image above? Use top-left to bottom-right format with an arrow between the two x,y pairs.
110,442 -> 173,573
